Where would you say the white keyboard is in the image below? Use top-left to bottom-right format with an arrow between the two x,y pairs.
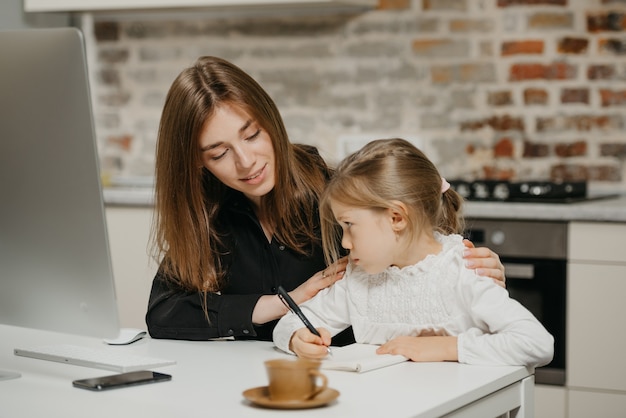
14,344 -> 176,372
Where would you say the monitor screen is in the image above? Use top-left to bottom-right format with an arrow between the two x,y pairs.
0,27 -> 120,339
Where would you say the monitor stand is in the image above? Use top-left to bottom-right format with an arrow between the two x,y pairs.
0,370 -> 21,381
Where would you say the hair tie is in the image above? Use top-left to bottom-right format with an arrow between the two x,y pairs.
441,178 -> 450,194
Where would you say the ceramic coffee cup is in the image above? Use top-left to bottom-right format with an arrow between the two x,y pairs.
264,358 -> 328,402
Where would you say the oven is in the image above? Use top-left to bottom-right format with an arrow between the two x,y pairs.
465,219 -> 566,386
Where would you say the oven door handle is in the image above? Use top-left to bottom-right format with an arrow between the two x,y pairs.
503,263 -> 534,279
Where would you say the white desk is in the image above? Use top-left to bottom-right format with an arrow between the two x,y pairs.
0,325 -> 534,417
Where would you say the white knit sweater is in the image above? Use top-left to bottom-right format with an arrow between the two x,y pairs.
273,233 -> 554,368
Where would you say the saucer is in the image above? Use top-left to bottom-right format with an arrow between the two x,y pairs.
242,386 -> 340,409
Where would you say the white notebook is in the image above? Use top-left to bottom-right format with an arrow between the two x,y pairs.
322,343 -> 408,373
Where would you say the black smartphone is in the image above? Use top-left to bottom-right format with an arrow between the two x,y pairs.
72,370 -> 171,391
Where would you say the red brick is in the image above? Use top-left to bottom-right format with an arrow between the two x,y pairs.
523,141 -> 550,157
561,88 -> 589,104
423,0 -> 467,11
107,134 -> 133,151
536,115 -> 621,132
555,141 -> 587,157
599,89 -> 626,106
524,88 -> 549,105
494,138 -> 515,157
510,63 -> 545,80
587,11 -> 626,32
377,0 -> 410,9
449,19 -> 495,33
488,91 -> 513,106
501,40 -> 544,55
600,143 -> 626,158
460,115 -> 524,131
599,38 -> 626,54
94,22 -> 119,42
509,62 -> 577,81
498,0 -> 566,6
557,37 -> 589,54
431,63 -> 496,84
482,166 -> 516,181
412,39 -> 470,57
528,13 -> 573,29
588,64 -> 616,80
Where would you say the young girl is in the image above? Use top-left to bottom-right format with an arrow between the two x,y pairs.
273,138 -> 554,368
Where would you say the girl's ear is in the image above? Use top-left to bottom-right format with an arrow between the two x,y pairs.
388,201 -> 409,232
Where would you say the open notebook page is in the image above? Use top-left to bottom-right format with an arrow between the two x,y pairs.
322,343 -> 408,373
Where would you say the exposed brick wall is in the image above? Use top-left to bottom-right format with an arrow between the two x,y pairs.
82,0 -> 626,188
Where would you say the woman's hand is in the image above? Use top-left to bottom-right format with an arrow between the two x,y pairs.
290,256 -> 348,305
252,257 -> 347,325
289,327 -> 332,359
377,336 -> 458,362
463,239 -> 506,288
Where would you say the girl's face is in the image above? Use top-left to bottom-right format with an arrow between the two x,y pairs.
199,103 -> 276,206
330,201 -> 399,274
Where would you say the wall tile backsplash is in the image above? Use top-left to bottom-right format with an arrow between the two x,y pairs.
80,0 -> 626,191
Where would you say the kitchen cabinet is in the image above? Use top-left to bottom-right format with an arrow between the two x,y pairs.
567,222 -> 626,416
105,206 -> 157,329
24,0 -> 376,13
534,385 -> 566,418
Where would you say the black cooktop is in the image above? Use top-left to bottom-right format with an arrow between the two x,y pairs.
448,180 -> 617,203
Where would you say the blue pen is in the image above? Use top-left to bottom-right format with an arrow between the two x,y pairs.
277,286 -> 332,356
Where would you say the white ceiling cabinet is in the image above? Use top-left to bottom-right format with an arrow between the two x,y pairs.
24,0 -> 376,13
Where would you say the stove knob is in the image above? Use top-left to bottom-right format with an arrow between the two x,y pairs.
455,183 -> 471,199
491,230 -> 505,246
530,184 -> 551,196
492,183 -> 510,200
473,182 -> 489,199
520,183 -> 529,193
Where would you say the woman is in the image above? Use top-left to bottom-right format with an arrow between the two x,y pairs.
146,56 -> 505,342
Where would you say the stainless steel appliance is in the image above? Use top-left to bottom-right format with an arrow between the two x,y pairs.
465,219 -> 566,386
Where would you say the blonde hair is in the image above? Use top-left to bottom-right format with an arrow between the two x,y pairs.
320,138 -> 464,266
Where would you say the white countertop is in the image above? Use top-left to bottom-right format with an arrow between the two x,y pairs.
103,187 -> 626,223
463,194 -> 626,223
1,325 -> 532,418
103,187 -> 154,206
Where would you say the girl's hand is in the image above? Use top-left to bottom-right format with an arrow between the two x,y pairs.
463,239 -> 506,288
289,327 -> 332,359
377,336 -> 458,362
290,256 -> 348,304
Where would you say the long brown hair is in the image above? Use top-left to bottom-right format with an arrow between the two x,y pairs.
151,56 -> 329,293
319,138 -> 464,266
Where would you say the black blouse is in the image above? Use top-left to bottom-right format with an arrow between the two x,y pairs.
146,191 -> 329,342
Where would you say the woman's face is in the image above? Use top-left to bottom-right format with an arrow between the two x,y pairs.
199,103 -> 276,206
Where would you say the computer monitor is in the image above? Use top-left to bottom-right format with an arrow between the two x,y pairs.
0,28 -> 120,352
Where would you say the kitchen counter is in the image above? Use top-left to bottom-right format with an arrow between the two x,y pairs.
462,194 -> 626,223
103,187 -> 626,222
1,325 -> 533,418
103,187 -> 154,206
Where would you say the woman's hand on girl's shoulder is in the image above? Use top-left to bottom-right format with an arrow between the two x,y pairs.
290,257 -> 348,304
462,239 -> 506,288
